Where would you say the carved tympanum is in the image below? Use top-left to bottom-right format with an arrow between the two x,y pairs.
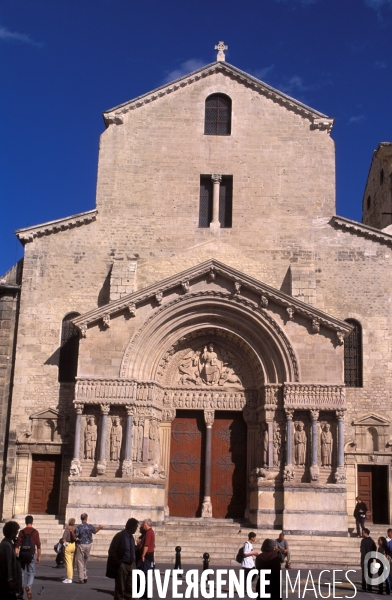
177,343 -> 242,387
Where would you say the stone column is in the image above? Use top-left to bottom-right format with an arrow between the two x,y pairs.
70,403 -> 84,477
267,420 -> 274,469
283,408 -> 295,481
335,409 -> 347,483
122,405 -> 134,478
160,409 -> 176,516
201,410 -> 215,517
210,174 -> 222,227
97,403 -> 110,475
310,409 -> 319,481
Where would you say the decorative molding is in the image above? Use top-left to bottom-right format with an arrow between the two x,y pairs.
331,215 -> 392,247
120,290 -> 300,382
312,319 -> 320,334
310,409 -> 319,421
181,280 -> 189,294
284,384 -> 345,409
127,302 -> 136,317
100,403 -> 111,415
286,307 -> 295,321
80,323 -> 87,338
285,408 -> 295,420
103,62 -> 331,128
102,314 -> 110,329
71,259 -> 352,342
15,209 -> 97,243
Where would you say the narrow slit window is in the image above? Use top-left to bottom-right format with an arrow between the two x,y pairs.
344,319 -> 363,387
219,176 -> 233,228
199,176 -> 213,227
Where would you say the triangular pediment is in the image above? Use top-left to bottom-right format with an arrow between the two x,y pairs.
72,259 -> 352,339
30,408 -> 59,420
353,412 -> 391,427
103,61 -> 333,132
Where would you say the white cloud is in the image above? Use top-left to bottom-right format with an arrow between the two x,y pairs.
0,25 -> 42,47
279,75 -> 318,94
364,0 -> 392,21
251,64 -> 275,81
163,59 -> 205,84
349,115 -> 365,124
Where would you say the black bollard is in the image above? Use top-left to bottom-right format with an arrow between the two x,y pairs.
202,552 -> 210,579
174,546 -> 182,570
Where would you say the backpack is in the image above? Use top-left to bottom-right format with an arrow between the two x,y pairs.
19,528 -> 36,564
235,545 -> 245,564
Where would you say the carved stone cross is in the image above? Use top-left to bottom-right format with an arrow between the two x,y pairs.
215,41 -> 228,62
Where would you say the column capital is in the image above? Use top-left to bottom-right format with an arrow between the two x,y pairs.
162,408 -> 176,423
74,403 -> 84,415
336,409 -> 345,421
310,408 -> 319,421
211,174 -> 222,183
204,410 -> 215,427
100,403 -> 110,415
125,404 -> 134,416
285,407 -> 294,419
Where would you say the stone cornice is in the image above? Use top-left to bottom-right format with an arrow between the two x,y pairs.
15,209 -> 97,243
72,258 -> 352,338
331,215 -> 392,246
103,62 -> 333,130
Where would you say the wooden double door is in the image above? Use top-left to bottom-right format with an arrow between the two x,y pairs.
28,455 -> 62,514
168,410 -> 247,519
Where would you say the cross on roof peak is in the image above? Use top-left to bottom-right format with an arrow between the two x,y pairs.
215,41 -> 228,62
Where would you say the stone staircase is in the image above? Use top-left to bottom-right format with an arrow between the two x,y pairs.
3,516 -> 389,568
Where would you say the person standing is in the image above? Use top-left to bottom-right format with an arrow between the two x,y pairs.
0,521 -> 20,600
136,520 -> 155,599
241,532 -> 259,582
377,536 -> 391,595
61,518 -> 77,584
275,532 -> 291,569
255,539 -> 281,599
15,515 -> 41,600
354,497 -> 368,537
360,528 -> 377,592
74,513 -> 104,584
106,518 -> 139,600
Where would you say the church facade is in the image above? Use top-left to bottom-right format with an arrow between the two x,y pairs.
1,46 -> 391,534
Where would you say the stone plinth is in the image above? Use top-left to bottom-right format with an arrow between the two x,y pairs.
249,478 -> 283,529
66,478 -> 165,526
282,483 -> 347,535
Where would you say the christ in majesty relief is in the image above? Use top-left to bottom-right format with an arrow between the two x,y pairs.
201,344 -> 221,385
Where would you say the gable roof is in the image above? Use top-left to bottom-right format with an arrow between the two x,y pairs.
331,215 -> 392,246
15,209 -> 97,243
103,61 -> 334,132
72,258 -> 351,338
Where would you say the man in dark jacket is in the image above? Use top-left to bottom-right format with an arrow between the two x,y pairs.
360,528 -> 377,592
0,521 -> 20,600
106,518 -> 139,600
354,497 -> 368,537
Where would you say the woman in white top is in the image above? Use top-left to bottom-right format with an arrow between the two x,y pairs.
241,532 -> 259,581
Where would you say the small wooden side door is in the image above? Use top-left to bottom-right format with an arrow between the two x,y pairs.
28,455 -> 61,514
358,469 -> 372,522
168,411 -> 205,518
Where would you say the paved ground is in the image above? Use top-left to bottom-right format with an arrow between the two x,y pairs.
21,559 -> 386,599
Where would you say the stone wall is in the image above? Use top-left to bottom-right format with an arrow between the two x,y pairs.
0,261 -> 22,514
362,143 -> 392,229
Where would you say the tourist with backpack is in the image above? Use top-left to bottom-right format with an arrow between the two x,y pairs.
240,532 -> 259,582
15,515 -> 41,600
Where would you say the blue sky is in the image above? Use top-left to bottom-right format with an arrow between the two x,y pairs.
1,0 -> 392,275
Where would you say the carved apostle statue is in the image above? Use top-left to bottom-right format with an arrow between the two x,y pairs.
110,417 -> 122,461
84,416 -> 97,460
148,420 -> 160,464
294,422 -> 307,466
321,423 -> 333,466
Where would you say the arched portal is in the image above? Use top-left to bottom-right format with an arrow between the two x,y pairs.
120,293 -> 299,519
